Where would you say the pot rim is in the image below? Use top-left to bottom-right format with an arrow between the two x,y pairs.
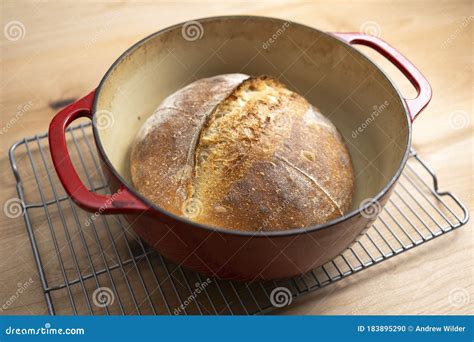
91,15 -> 412,237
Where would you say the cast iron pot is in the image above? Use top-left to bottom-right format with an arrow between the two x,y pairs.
49,16 -> 431,281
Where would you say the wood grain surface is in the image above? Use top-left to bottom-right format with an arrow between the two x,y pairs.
0,0 -> 472,315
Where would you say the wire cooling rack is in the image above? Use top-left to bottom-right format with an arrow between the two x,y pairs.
8,122 -> 469,315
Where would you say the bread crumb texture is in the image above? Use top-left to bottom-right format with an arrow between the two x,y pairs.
131,74 -> 354,231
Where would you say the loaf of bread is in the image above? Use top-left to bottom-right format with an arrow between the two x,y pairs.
130,74 -> 354,232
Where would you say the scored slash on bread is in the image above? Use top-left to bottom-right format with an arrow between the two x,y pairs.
130,74 -> 354,232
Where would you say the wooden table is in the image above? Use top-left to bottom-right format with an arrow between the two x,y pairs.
1,0 -> 472,315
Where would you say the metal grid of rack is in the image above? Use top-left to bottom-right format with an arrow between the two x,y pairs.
9,122 -> 469,315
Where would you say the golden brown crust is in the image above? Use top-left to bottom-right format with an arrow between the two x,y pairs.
130,74 -> 354,231
130,74 -> 248,214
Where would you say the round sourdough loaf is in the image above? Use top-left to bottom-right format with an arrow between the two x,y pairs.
130,74 -> 354,232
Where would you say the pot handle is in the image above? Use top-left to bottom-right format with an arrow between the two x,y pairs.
331,32 -> 432,121
48,91 -> 149,214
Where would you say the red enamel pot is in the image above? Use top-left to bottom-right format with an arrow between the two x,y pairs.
49,16 -> 431,281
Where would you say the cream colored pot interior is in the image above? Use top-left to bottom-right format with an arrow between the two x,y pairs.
95,16 -> 409,213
